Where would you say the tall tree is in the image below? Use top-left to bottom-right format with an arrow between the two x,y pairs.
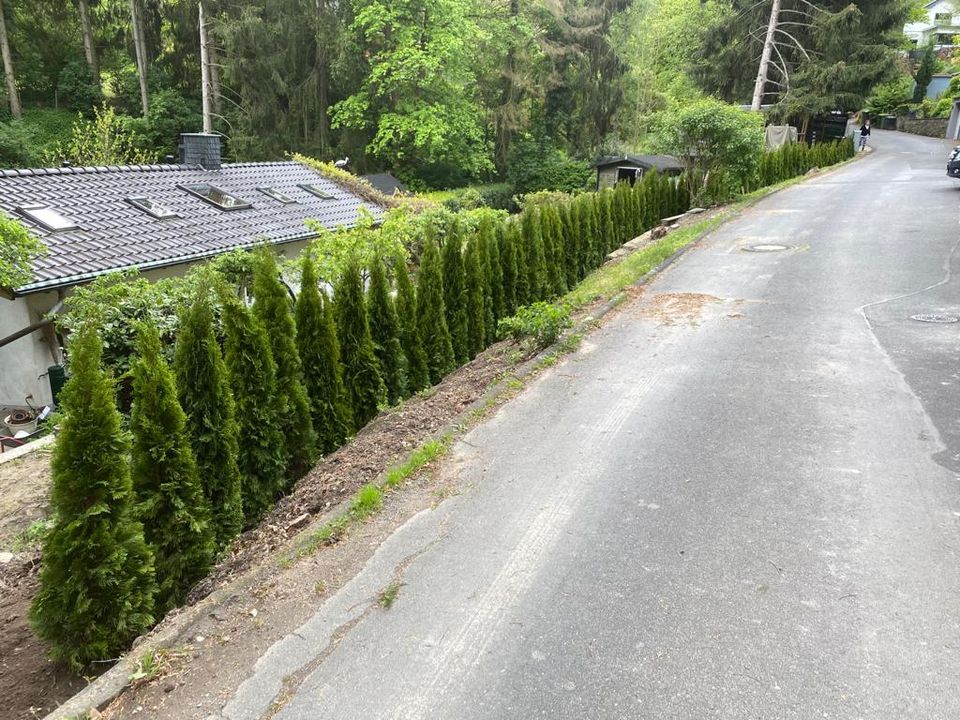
367,256 -> 408,405
31,325 -> 156,671
296,252 -> 354,454
464,235 -> 486,358
129,0 -> 150,115
76,0 -> 100,89
416,237 -> 455,385
0,0 -> 21,119
252,250 -> 317,480
394,258 -> 430,392
130,322 -> 214,614
174,287 -> 244,548
442,224 -> 469,364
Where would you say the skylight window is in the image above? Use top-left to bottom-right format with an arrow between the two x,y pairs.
299,184 -> 336,200
16,203 -> 78,231
258,187 -> 297,204
180,183 -> 252,210
126,196 -> 178,219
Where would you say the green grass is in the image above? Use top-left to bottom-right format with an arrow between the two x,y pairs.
351,484 -> 383,519
384,438 -> 449,489
378,581 -> 402,609
10,517 -> 54,552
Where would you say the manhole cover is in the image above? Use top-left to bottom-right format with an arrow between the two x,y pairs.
911,314 -> 959,324
742,243 -> 790,253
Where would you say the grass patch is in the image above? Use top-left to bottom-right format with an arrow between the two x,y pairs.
128,647 -> 175,685
384,438 -> 449,489
351,484 -> 383,520
378,581 -> 402,609
11,517 -> 54,552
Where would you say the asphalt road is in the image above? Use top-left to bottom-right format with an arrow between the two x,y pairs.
221,130 -> 960,720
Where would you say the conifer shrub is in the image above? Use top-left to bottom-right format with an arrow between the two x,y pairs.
252,250 -> 317,481
477,216 -> 502,343
415,237 -> 456,385
521,207 -> 547,302
221,294 -> 287,522
130,322 -> 215,614
510,219 -> 529,308
464,236 -> 486,358
31,325 -> 157,671
173,287 -> 244,548
367,256 -> 408,405
335,259 -> 387,426
394,259 -> 430,392
560,201 -> 579,288
543,204 -> 567,297
600,190 -> 617,255
498,222 -> 518,316
441,224 -> 469,364
498,301 -> 573,350
296,253 -> 354,453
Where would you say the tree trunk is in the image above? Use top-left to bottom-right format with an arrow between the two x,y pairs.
751,0 -> 781,112
316,1 -> 330,153
199,0 -> 213,133
76,0 -> 100,89
0,0 -> 21,119
129,0 -> 149,116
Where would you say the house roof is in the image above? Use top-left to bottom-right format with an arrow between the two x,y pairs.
594,154 -> 685,172
0,160 -> 384,295
362,172 -> 408,196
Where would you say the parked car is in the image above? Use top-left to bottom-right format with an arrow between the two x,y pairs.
948,147 -> 960,178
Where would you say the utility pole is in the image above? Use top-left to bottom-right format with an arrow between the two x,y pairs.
751,0 -> 781,111
199,0 -> 213,133
0,0 -> 21,119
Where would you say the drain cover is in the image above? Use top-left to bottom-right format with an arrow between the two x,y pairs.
743,243 -> 790,253
911,314 -> 959,324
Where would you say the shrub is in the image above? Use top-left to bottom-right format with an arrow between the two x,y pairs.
507,134 -> 593,195
441,224 -> 469,364
0,120 -> 38,168
394,259 -> 430,392
130,323 -> 214,614
252,250 -> 317,481
31,325 -> 156,671
0,210 -> 46,289
173,286 -> 244,547
498,302 -> 573,350
367,256 -> 408,404
415,237 -> 456,385
498,222 -> 518,316
464,235 -> 486,358
520,207 -> 548,302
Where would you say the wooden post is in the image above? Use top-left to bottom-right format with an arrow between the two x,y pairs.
751,0 -> 781,112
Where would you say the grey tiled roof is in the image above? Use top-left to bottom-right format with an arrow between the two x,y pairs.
594,155 -> 685,172
0,161 -> 384,294
362,172 -> 408,196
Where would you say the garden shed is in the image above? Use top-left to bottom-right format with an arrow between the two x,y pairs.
594,155 -> 684,190
0,134 -> 383,410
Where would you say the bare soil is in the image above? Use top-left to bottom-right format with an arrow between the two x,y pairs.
0,342 -> 517,720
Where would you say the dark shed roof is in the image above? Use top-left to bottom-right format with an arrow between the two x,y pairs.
362,172 -> 408,196
0,161 -> 383,294
594,155 -> 685,173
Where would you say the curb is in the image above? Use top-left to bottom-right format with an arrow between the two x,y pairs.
42,159 -> 852,720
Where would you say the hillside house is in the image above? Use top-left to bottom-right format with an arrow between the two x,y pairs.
0,134 -> 383,410
594,155 -> 684,190
905,1 -> 960,49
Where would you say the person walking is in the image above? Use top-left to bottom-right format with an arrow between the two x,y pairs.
859,119 -> 871,151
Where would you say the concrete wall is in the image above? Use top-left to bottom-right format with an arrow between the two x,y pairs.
896,117 -> 950,138
0,237 -> 314,410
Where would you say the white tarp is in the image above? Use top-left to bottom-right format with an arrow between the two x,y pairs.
765,125 -> 798,149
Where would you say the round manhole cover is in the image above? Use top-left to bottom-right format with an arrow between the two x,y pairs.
743,244 -> 790,253
911,314 -> 959,324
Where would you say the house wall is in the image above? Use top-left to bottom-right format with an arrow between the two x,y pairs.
0,236 -> 314,410
597,166 -> 644,191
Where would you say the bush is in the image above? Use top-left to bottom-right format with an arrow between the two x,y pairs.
415,237 -> 456,385
0,210 -> 46,289
0,121 -> 38,168
498,301 -> 573,350
367,256 -> 408,404
507,134 -> 593,195
56,59 -> 103,113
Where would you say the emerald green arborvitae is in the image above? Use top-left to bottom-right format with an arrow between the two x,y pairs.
367,256 -> 408,405
416,237 -> 456,384
441,225 -> 469,364
31,325 -> 156,672
543,204 -> 567,297
477,217 -> 501,345
252,250 -> 317,481
394,259 -> 430,392
560,202 -> 579,288
589,194 -> 604,270
464,236 -> 486,358
222,296 -> 287,522
500,221 -> 519,313
173,289 -> 244,547
601,190 -> 616,256
131,323 -> 215,615
521,207 -> 547,302
296,253 -> 354,453
335,259 -> 386,427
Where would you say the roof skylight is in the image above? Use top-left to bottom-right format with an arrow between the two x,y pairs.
180,183 -> 252,211
126,196 -> 178,219
299,184 -> 335,200
258,187 -> 297,204
16,203 -> 78,231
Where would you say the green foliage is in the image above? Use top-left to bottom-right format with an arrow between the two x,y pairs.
31,326 -> 156,671
498,302 -> 573,350
252,250 -> 317,480
335,259 -> 387,427
296,253 -> 354,454
130,323 -> 214,614
394,260 -> 430,392
305,208 -> 408,286
507,135 -> 593,195
865,76 -> 914,116
464,234 -> 487,358
173,287 -> 244,548
499,221 -> 519,314
367,256 -> 408,404
441,225 -> 469,364
477,216 -> 502,343
0,211 -> 46,289
913,42 -> 939,103
46,104 -> 160,166
351,483 -> 383,520
520,207 -> 548,303
415,237 -> 455,385
221,296 -> 287,523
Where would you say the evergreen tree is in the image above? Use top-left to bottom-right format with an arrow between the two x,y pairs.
174,288 -> 244,547
464,236 -> 486,358
367,256 -> 408,404
483,219 -> 505,330
499,222 -> 518,316
521,207 -> 547,302
252,250 -> 317,481
544,204 -> 568,297
335,259 -> 387,426
31,325 -> 156,671
441,224 -> 469,364
222,296 -> 287,522
131,322 -> 215,614
511,219 -> 529,307
296,253 -> 353,454
394,259 -> 430,392
588,194 -> 604,270
600,190 -> 617,256
416,237 -> 456,384
560,202 -> 579,288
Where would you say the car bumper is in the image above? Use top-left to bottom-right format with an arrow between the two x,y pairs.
948,162 -> 960,178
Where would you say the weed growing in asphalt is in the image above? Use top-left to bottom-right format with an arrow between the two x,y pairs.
378,581 -> 402,609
